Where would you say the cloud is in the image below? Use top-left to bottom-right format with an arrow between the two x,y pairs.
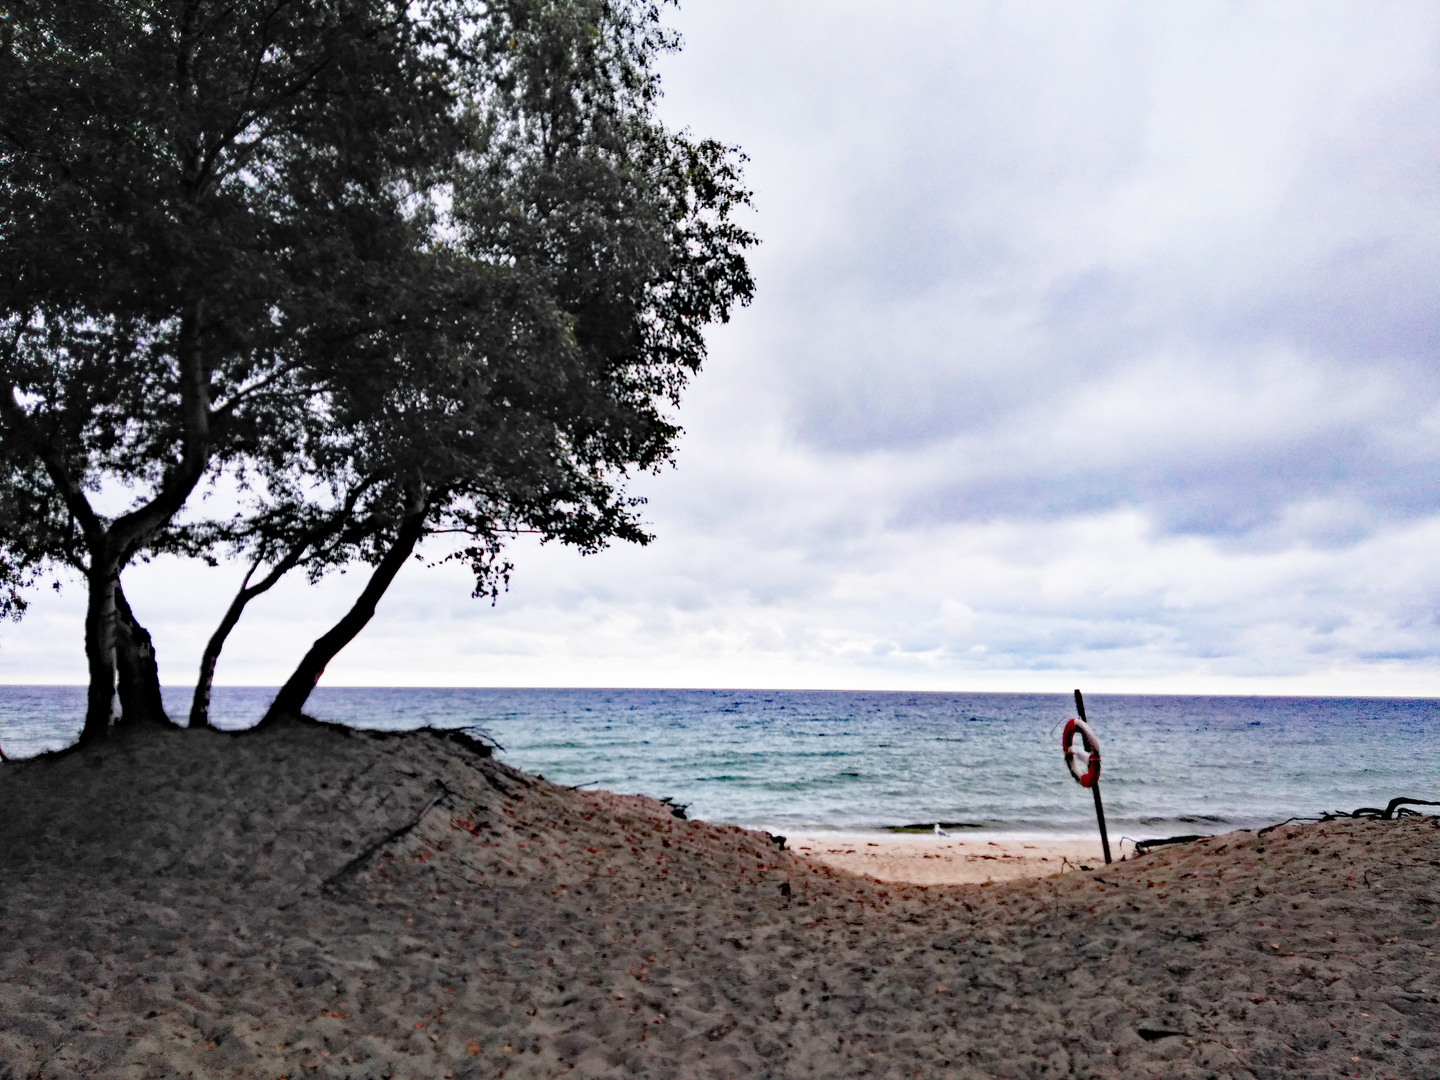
4,1 -> 1440,696
659,1 -> 1440,543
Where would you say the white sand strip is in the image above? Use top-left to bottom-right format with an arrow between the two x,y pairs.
788,832 -> 1111,884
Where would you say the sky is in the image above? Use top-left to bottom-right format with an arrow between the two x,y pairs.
4,1 -> 1440,695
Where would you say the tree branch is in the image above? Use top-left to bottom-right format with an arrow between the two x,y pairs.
110,302 -> 212,560
0,384 -> 106,547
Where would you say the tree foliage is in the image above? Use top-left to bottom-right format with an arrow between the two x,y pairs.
258,0 -> 757,722
0,0 -> 756,738
1,0 -> 480,738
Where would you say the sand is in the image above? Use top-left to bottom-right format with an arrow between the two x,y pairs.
1,719 -> 1437,1080
790,834 -> 1112,885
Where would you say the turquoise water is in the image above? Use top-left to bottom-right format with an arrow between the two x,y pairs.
2,686 -> 1437,837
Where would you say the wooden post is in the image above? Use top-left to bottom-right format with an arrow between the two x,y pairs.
1074,688 -> 1112,865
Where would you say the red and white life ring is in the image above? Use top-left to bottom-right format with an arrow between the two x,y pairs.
1062,717 -> 1101,788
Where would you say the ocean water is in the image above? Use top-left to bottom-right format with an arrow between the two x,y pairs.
2,686 -> 1437,840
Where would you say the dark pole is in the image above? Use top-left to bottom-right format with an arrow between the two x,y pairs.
1074,688 -> 1112,865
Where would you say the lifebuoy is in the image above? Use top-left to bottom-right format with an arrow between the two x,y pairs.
1062,717 -> 1101,788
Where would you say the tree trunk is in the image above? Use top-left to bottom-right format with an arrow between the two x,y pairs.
7,304 -> 213,748
260,506 -> 428,725
190,503 -> 358,729
114,585 -> 170,726
81,557 -> 120,744
189,569 -> 256,730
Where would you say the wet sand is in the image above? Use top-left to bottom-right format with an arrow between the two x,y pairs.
1,719 -> 1436,1079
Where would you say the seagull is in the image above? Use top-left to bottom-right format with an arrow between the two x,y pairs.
933,823 -> 949,837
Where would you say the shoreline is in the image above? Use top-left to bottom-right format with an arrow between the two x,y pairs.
786,831 -> 1114,884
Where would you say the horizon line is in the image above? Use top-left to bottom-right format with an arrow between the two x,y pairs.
1,683 -> 1437,702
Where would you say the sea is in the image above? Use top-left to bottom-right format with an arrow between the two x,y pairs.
2,686 -> 1437,843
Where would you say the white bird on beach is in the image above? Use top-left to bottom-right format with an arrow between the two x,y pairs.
933,823 -> 948,837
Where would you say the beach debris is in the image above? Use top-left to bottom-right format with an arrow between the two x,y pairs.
766,832 -> 787,850
1324,796 -> 1440,821
1155,799 -> 1437,851
322,780 -> 453,892
659,796 -> 690,820
449,726 -> 502,755
1257,816 -> 1322,834
778,882 -> 791,897
1137,1028 -> 1187,1042
1064,689 -> 1112,864
1134,834 -> 1209,856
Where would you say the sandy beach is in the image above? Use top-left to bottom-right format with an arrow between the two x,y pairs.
790,834 -> 1113,886
2,719 -> 1437,1079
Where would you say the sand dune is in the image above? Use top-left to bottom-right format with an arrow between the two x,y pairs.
1,719 -> 1436,1079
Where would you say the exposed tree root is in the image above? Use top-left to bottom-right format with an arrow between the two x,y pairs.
1323,796 -> 1439,821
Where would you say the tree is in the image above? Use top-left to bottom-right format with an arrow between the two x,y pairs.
0,0 -> 478,742
1,0 -> 755,738
189,238 -> 588,725
0,406 -> 181,724
254,0 -> 756,722
185,483 -> 381,729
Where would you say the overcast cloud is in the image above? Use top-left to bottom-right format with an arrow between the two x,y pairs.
5,1 -> 1440,696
